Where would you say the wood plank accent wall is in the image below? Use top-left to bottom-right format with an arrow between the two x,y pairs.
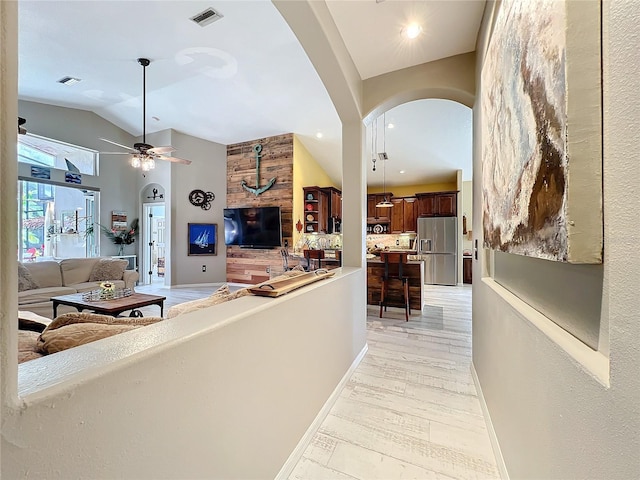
226,133 -> 293,284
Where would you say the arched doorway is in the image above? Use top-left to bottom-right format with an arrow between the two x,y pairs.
365,98 -> 473,286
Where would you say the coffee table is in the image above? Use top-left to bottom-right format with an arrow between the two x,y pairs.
51,292 -> 166,318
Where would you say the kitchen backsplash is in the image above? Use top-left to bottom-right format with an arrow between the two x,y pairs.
293,232 -> 417,252
367,233 -> 417,250
295,233 -> 342,252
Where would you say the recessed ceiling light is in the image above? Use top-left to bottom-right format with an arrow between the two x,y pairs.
316,132 -> 323,139
387,123 -> 394,129
57,76 -> 81,86
402,24 -> 423,40
399,170 -> 406,174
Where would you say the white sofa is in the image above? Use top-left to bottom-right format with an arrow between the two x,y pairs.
18,258 -> 139,318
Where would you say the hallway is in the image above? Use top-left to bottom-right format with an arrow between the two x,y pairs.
288,285 -> 499,479
135,282 -> 499,478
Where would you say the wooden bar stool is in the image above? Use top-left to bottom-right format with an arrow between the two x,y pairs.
379,251 -> 410,321
304,249 -> 325,271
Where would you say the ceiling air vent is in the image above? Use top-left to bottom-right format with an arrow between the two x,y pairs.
57,76 -> 81,85
190,7 -> 223,27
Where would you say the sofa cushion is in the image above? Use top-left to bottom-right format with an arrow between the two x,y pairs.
37,313 -> 163,355
72,280 -> 126,293
59,257 -> 100,286
18,286 -> 78,304
88,258 -> 128,282
166,284 -> 232,319
22,261 -> 63,288
18,330 -> 44,363
18,262 -> 40,292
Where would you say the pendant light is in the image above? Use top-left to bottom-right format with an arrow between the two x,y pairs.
376,113 -> 393,208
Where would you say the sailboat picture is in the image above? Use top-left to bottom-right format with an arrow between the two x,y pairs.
188,223 -> 217,256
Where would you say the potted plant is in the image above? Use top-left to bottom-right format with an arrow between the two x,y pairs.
100,218 -> 139,256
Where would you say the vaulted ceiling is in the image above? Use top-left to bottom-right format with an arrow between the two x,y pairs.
18,1 -> 483,186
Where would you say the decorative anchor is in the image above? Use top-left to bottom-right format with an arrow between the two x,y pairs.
241,144 -> 276,196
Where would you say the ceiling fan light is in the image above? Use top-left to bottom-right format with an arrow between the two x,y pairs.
130,155 -> 141,168
140,157 -> 155,171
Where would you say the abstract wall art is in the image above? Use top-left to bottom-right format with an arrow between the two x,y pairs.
481,0 -> 602,263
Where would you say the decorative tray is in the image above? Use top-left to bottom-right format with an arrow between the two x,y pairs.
249,270 -> 335,297
82,288 -> 133,302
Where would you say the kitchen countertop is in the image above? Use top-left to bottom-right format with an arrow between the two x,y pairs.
367,258 -> 424,264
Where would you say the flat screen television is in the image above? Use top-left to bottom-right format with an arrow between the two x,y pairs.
223,206 -> 282,249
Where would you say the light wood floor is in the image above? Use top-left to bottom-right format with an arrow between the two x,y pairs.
135,282 -> 499,479
288,284 -> 498,480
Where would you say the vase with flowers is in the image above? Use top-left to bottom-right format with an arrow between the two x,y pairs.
100,218 -> 139,256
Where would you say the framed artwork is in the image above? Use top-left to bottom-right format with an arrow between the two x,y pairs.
64,172 -> 82,184
30,166 -> 51,180
481,0 -> 602,263
111,211 -> 128,231
188,223 -> 217,256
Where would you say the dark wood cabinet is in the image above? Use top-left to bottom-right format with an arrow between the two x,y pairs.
304,186 -> 341,234
403,197 -> 417,233
416,191 -> 458,217
367,193 -> 393,224
417,194 -> 435,217
303,187 -> 328,234
388,196 -> 417,234
436,193 -> 457,216
463,256 -> 473,284
328,188 -> 342,220
367,195 -> 377,219
390,198 -> 404,233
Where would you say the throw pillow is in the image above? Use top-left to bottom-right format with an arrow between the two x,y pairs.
88,259 -> 128,282
18,262 -> 40,292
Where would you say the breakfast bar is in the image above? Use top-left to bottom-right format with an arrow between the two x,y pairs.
366,257 -> 424,312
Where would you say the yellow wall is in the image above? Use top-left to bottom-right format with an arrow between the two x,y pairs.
367,182 -> 457,197
293,135 -> 338,244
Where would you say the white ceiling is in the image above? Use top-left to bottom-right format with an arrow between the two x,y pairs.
17,1 -> 483,186
326,0 -> 485,80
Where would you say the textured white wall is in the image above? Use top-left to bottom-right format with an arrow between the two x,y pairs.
473,1 -> 640,478
170,130 -> 227,285
4,269 -> 366,479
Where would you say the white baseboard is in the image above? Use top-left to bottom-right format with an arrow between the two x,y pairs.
471,362 -> 509,480
275,343 -> 369,480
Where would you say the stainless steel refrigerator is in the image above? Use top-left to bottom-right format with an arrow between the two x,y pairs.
417,217 -> 457,285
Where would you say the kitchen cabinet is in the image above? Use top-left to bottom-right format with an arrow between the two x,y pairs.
436,193 -> 457,216
417,194 -> 435,216
403,197 -> 417,233
327,187 -> 342,220
303,186 -> 328,234
390,198 -> 404,233
416,191 -> 458,217
367,193 -> 393,224
389,196 -> 417,233
304,186 -> 341,234
463,256 -> 473,284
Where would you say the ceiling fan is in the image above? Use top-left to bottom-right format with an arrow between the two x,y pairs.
100,58 -> 192,170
